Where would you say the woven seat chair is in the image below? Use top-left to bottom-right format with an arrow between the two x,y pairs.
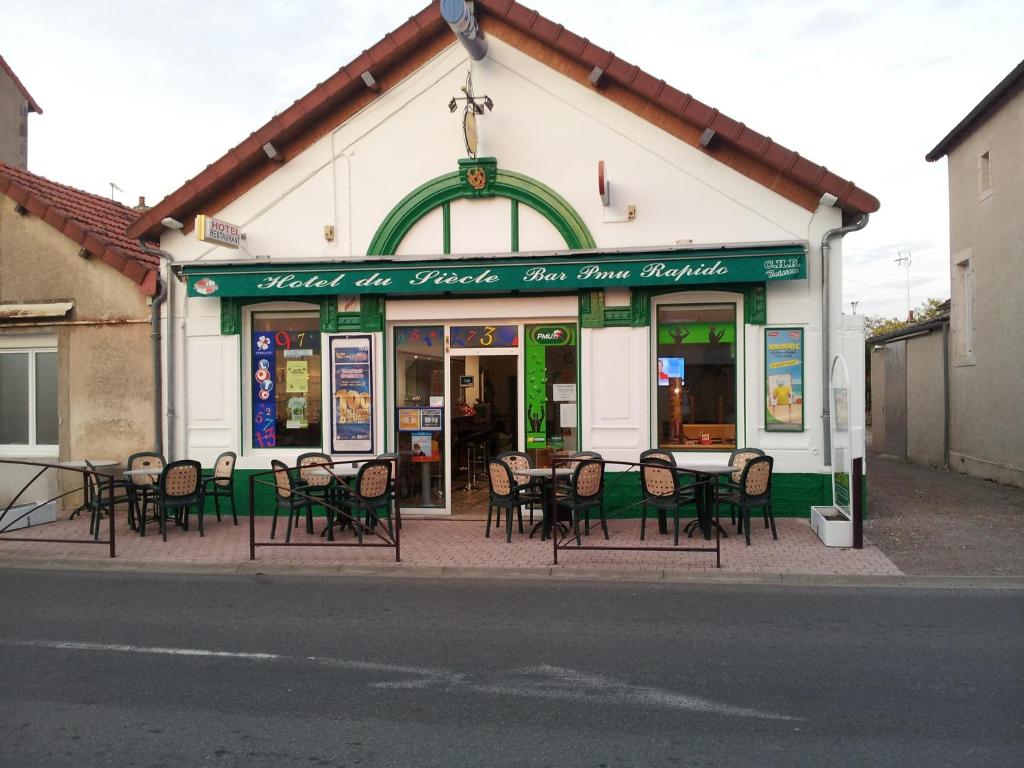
718,455 -> 776,545
270,460 -> 316,542
639,457 -> 699,544
202,451 -> 238,525
152,460 -> 205,541
719,448 -> 766,525
84,461 -> 132,540
496,450 -> 542,525
485,459 -> 525,543
334,459 -> 393,543
125,451 -> 164,532
555,459 -> 607,545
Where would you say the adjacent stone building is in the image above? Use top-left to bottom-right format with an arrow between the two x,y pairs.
0,56 -> 42,169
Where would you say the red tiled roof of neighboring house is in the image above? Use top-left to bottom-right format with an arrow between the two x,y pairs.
0,55 -> 43,114
926,58 -> 1024,161
0,162 -> 159,295
128,0 -> 879,240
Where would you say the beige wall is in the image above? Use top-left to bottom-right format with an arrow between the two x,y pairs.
945,87 -> 1024,487
0,68 -> 29,169
0,196 -> 155,509
905,330 -> 946,467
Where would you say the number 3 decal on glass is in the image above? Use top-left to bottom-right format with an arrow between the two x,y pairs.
481,326 -> 495,347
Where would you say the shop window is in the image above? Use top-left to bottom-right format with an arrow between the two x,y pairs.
655,304 -> 737,450
250,313 -> 322,449
0,346 -> 58,451
524,324 -> 578,466
394,326 -> 446,508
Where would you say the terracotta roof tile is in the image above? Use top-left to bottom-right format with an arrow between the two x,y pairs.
0,162 -> 158,294
129,0 -> 878,240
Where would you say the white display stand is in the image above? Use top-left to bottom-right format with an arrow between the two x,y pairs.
811,355 -> 855,547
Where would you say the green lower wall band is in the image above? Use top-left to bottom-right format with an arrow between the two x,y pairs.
218,470 -> 846,518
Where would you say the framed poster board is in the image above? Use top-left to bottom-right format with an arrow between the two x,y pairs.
330,335 -> 374,453
765,328 -> 804,432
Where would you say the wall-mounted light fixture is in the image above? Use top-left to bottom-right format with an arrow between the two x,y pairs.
262,142 -> 282,161
161,217 -> 184,230
699,128 -> 716,148
360,71 -> 379,92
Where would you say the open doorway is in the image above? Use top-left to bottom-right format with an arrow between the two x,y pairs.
450,354 -> 518,518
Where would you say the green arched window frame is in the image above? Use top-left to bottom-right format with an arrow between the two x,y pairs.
367,158 -> 596,256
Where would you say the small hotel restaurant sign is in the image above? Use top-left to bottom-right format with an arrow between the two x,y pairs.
185,246 -> 806,298
196,215 -> 243,249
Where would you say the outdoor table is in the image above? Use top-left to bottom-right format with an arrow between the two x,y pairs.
411,455 -> 440,506
513,467 -> 572,540
675,463 -> 735,539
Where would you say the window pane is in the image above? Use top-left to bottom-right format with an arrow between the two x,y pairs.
0,353 -> 30,444
251,315 -> 322,449
394,326 -> 445,509
656,305 -> 737,450
35,351 -> 59,445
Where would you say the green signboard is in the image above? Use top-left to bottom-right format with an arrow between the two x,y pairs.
185,246 -> 806,298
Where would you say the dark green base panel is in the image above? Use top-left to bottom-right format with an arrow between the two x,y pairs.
219,470 -> 847,518
601,472 -> 838,519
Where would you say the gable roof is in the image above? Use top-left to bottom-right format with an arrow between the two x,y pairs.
128,0 -> 879,241
926,59 -> 1024,162
0,55 -> 42,114
0,162 -> 159,295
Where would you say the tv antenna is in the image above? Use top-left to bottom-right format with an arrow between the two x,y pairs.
108,181 -> 123,201
894,251 -> 912,319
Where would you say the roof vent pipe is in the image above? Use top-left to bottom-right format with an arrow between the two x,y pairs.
441,0 -> 488,60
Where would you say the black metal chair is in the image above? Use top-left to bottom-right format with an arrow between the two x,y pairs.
202,451 -> 238,525
719,448 -> 766,525
153,460 -> 205,541
555,459 -> 607,545
84,461 -> 131,540
335,459 -> 393,543
496,450 -> 542,525
485,459 -> 524,543
270,460 -> 315,542
717,455 -> 776,545
639,457 -> 699,544
639,449 -> 677,535
125,451 -> 164,531
297,452 -> 336,520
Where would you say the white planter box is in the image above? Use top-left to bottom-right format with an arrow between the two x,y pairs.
1,500 -> 58,531
810,505 -> 853,548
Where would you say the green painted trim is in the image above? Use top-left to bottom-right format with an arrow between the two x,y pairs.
630,288 -> 652,327
319,297 -> 338,332
743,284 -> 767,324
442,202 -> 451,255
367,159 -> 596,256
220,297 -> 241,335
580,290 -> 604,328
359,296 -> 385,332
510,199 -> 519,253
603,307 -> 632,327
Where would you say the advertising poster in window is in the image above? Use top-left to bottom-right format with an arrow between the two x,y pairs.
330,335 -> 373,454
251,331 -> 277,448
765,328 -> 804,432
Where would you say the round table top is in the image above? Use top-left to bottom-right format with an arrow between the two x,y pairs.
676,463 -> 736,475
123,467 -> 162,477
60,459 -> 119,469
513,467 -> 572,477
306,465 -> 357,478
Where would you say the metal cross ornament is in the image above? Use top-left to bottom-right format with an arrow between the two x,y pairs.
448,69 -> 493,158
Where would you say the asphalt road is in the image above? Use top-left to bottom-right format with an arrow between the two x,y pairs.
0,569 -> 1021,768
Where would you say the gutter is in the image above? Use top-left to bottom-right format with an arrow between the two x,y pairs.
821,212 -> 869,465
139,241 -> 177,460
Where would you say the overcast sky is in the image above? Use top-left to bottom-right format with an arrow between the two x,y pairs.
3,0 -> 1021,318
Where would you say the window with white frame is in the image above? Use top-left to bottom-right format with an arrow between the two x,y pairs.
0,342 -> 58,450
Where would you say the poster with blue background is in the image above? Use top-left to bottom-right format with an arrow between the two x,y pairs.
331,335 -> 373,453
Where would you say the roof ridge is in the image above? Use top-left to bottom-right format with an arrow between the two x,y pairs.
0,161 -> 158,295
127,0 -> 879,240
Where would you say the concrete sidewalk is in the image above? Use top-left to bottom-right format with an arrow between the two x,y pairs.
1,510 -> 901,582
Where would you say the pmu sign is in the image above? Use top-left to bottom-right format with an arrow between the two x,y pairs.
196,215 -> 242,249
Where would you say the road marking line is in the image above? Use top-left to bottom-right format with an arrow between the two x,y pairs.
3,639 -> 798,721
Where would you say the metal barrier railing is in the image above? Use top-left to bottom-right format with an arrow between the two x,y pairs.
0,459 -> 116,558
248,457 -> 401,562
547,458 -> 721,568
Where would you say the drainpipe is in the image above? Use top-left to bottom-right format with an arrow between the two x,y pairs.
139,241 -> 176,460
148,275 -> 166,456
441,0 -> 488,60
820,211 -> 869,465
